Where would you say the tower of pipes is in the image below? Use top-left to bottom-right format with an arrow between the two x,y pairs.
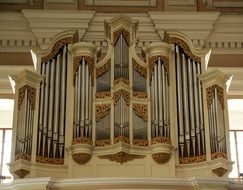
9,16 -> 232,179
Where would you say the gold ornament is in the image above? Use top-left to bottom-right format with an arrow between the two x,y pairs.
14,169 -> 30,179
133,139 -> 149,146
72,153 -> 92,165
113,77 -> 130,86
96,104 -> 111,122
151,137 -> 171,145
95,139 -> 111,147
212,167 -> 228,177
179,155 -> 206,164
206,84 -> 224,109
133,91 -> 148,98
114,136 -> 130,144
113,28 -> 130,46
72,137 -> 93,145
96,59 -> 111,77
36,156 -> 64,165
15,153 -> 31,161
113,89 -> 130,106
95,91 -> 111,98
211,151 -> 227,160
132,104 -> 148,121
132,59 -> 147,78
18,85 -> 36,110
152,153 -> 171,164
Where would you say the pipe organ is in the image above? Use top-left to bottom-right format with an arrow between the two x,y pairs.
10,16 -> 232,179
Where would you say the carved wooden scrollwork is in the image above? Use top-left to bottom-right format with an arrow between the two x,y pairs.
18,85 -> 36,110
36,156 -> 64,165
96,59 -> 111,77
170,37 -> 201,63
151,137 -> 171,145
113,77 -> 130,86
206,84 -> 224,109
72,137 -> 93,145
96,104 -> 111,122
132,59 -> 147,78
98,151 -> 145,164
73,56 -> 94,85
14,169 -> 30,179
179,155 -> 206,164
15,153 -> 31,161
72,153 -> 92,165
133,139 -> 149,146
211,151 -> 227,160
114,135 -> 130,144
113,28 -> 130,46
148,56 -> 169,84
152,153 -> 171,164
212,167 -> 228,177
132,104 -> 148,121
113,89 -> 130,106
96,91 -> 111,98
133,91 -> 148,98
95,139 -> 111,147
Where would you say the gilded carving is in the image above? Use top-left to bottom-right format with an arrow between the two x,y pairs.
132,104 -> 148,121
98,151 -> 145,164
96,59 -> 111,77
152,153 -> 171,164
132,59 -> 147,78
72,153 -> 92,165
42,37 -> 76,62
206,84 -> 224,109
14,169 -> 30,179
151,137 -> 171,145
72,137 -> 93,145
36,156 -> 64,165
96,104 -> 111,122
170,37 -> 201,63
133,91 -> 148,98
95,139 -> 111,147
179,155 -> 207,164
133,139 -> 149,146
18,85 -> 36,110
211,151 -> 227,160
212,167 -> 228,177
114,135 -> 130,144
15,153 -> 31,161
113,28 -> 130,46
113,89 -> 130,106
113,77 -> 130,86
96,91 -> 111,98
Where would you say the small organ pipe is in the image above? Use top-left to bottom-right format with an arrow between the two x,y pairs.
162,62 -> 166,136
154,64 -> 159,136
151,74 -> 155,137
85,64 -> 89,137
80,57 -> 86,136
88,76 -> 92,138
77,64 -> 81,137
158,58 -> 163,128
54,55 -> 60,135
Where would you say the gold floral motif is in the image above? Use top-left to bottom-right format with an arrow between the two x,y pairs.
96,59 -> 111,77
206,84 -> 224,109
114,136 -> 130,144
96,91 -> 111,98
133,91 -> 148,98
18,85 -> 36,110
72,137 -> 93,145
95,139 -> 111,147
132,104 -> 148,121
73,56 -> 94,85
148,56 -> 169,84
96,104 -> 111,122
170,37 -> 201,63
212,167 -> 228,177
133,139 -> 149,146
98,151 -> 145,164
179,155 -> 207,164
14,169 -> 30,179
113,28 -> 130,46
113,89 -> 130,106
151,137 -> 171,145
152,153 -> 171,164
42,36 -> 76,63
211,151 -> 227,160
15,153 -> 31,161
72,153 -> 92,165
113,77 -> 130,86
132,59 -> 147,78
36,156 -> 64,165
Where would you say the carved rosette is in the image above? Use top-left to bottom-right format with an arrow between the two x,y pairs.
132,59 -> 147,78
42,36 -> 77,62
133,139 -> 149,146
113,28 -> 130,46
212,167 -> 228,177
179,155 -> 207,164
151,137 -> 171,145
113,77 -> 130,86
18,85 -> 36,110
206,84 -> 224,109
152,153 -> 171,164
72,137 -> 93,145
211,151 -> 227,160
133,91 -> 148,98
96,91 -> 111,98
96,59 -> 111,77
132,104 -> 148,121
15,153 -> 31,161
114,136 -> 130,144
148,56 -> 169,84
72,153 -> 92,165
73,56 -> 94,85
36,156 -> 64,165
98,151 -> 145,164
95,139 -> 111,147
170,37 -> 201,63
14,169 -> 30,179
96,104 -> 111,122
113,89 -> 130,106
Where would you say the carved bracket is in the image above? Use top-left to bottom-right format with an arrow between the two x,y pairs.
96,104 -> 111,122
14,169 -> 30,179
18,85 -> 36,110
212,167 -> 228,177
132,104 -> 148,121
206,84 -> 224,109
